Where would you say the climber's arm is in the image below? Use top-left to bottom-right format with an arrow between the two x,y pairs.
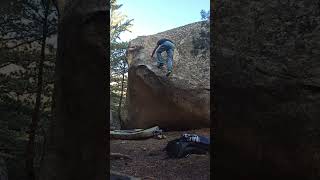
151,45 -> 159,58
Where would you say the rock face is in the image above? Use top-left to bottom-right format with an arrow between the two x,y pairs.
124,21 -> 210,130
214,1 -> 320,179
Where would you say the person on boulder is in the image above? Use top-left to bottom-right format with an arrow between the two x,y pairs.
151,38 -> 175,76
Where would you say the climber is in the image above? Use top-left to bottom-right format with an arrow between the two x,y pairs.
151,38 -> 175,76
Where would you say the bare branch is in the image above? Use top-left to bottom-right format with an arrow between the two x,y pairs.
23,7 -> 45,23
0,152 -> 16,159
4,37 -> 42,50
0,34 -> 41,42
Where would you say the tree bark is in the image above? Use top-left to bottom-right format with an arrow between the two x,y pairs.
39,0 -> 108,179
117,63 -> 126,128
0,158 -> 8,180
25,1 -> 49,180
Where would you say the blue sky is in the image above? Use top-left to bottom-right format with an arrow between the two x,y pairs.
117,0 -> 210,42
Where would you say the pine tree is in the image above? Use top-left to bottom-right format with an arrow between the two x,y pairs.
110,0 -> 133,128
0,0 -> 58,179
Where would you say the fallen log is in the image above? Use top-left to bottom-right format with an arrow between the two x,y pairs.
110,126 -> 161,140
110,171 -> 140,180
110,153 -> 132,160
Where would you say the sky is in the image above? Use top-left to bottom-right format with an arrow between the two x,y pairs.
117,0 -> 210,42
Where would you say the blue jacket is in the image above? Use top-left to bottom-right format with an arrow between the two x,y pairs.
157,38 -> 175,45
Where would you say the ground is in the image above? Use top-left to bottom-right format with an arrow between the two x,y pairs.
110,128 -> 210,180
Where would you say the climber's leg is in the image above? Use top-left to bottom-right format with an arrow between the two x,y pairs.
161,41 -> 175,76
166,48 -> 174,72
156,45 -> 166,67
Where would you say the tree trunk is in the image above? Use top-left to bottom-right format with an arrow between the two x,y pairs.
0,158 -> 8,180
25,2 -> 49,180
39,0 -> 108,179
118,64 -> 126,128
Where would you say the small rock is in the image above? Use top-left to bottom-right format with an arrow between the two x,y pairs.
154,134 -> 166,139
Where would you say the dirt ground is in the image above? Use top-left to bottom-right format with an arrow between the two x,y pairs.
110,128 -> 210,180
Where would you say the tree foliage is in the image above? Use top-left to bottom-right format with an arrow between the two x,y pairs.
110,0 -> 133,43
191,10 -> 210,57
0,0 -> 58,50
110,0 -> 133,127
0,49 -> 55,180
200,9 -> 210,20
0,0 -> 57,179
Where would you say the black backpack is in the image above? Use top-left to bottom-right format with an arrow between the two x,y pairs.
164,135 -> 209,158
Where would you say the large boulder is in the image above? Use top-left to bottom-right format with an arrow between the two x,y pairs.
214,0 -> 320,179
124,21 -> 210,130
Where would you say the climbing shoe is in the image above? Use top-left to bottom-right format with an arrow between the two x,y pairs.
166,70 -> 172,77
